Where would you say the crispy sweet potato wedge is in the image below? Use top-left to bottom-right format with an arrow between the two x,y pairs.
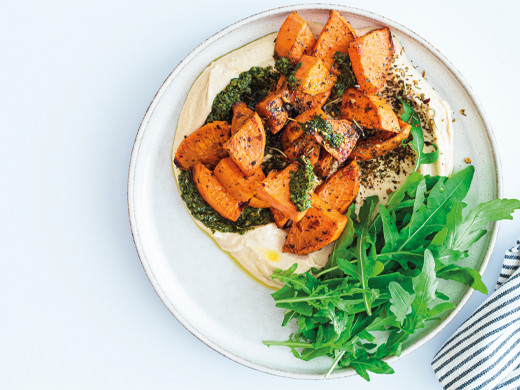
292,88 -> 332,113
271,207 -> 290,228
276,75 -> 331,114
294,55 -> 337,96
255,164 -> 308,222
248,196 -> 270,209
348,27 -> 394,95
223,112 -> 266,176
313,10 -> 357,72
192,163 -> 246,222
282,194 -> 348,255
280,107 -> 327,150
315,160 -> 360,213
284,134 -> 320,166
311,119 -> 359,163
351,118 -> 411,160
174,121 -> 230,170
231,102 -> 254,135
314,149 -> 336,178
214,157 -> 264,203
341,87 -> 400,133
275,12 -> 316,63
255,92 -> 289,134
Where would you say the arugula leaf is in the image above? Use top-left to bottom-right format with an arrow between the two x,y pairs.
349,352 -> 394,381
352,196 -> 384,315
388,166 -> 474,252
428,302 -> 456,318
397,97 -> 439,171
450,198 -> 520,251
407,250 -> 438,330
389,282 -> 415,324
379,205 -> 400,253
437,265 -> 488,294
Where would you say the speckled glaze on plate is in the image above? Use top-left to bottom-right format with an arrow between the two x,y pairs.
128,3 -> 501,379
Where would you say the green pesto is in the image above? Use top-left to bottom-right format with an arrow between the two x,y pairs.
300,114 -> 345,149
289,156 -> 315,212
332,51 -> 357,96
274,57 -> 301,88
205,65 -> 278,124
178,170 -> 273,234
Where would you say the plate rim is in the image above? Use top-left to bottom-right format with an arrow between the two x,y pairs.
127,2 -> 503,380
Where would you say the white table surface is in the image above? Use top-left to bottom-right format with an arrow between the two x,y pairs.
2,0 -> 519,388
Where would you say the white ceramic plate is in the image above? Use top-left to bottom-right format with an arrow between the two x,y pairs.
128,4 -> 501,379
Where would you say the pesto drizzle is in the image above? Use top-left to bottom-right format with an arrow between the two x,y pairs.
300,114 -> 345,149
205,66 -> 278,123
274,57 -> 301,88
289,156 -> 315,212
178,170 -> 273,234
332,51 -> 357,96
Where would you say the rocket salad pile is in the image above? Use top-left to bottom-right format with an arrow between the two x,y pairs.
264,165 -> 520,379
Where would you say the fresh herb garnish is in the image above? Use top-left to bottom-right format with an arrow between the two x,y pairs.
264,166 -> 520,380
274,57 -> 301,88
206,66 -> 278,123
398,97 -> 439,171
289,156 -> 315,212
300,114 -> 344,148
332,51 -> 357,96
178,170 -> 273,234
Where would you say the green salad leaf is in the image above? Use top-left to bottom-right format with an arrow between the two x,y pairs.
398,97 -> 439,171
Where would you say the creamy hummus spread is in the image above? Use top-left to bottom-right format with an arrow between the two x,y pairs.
172,24 -> 453,287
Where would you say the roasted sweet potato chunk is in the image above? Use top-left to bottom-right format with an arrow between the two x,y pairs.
192,163 -> 246,222
314,149 -> 336,178
248,196 -> 269,209
294,55 -> 336,95
341,87 -> 400,133
276,75 -> 331,114
275,12 -> 316,63
255,164 -> 308,222
284,134 -> 320,166
292,88 -> 332,113
348,27 -> 394,94
315,161 -> 360,213
255,92 -> 288,134
282,194 -> 348,255
214,157 -> 264,203
351,118 -> 411,160
231,102 -> 253,135
313,10 -> 357,71
280,107 -> 327,150
223,113 -> 266,176
174,121 -> 230,170
311,119 -> 359,163
271,207 -> 290,228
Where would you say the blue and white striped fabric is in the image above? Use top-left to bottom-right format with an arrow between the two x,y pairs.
432,238 -> 520,390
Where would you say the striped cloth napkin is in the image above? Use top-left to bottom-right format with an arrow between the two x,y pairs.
432,238 -> 520,390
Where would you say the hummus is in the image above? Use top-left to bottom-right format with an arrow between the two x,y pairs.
172,25 -> 453,288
